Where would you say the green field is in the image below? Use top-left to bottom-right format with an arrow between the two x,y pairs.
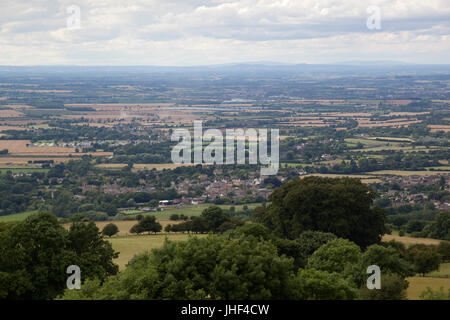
0,210 -> 37,222
427,263 -> 450,278
0,167 -> 49,174
281,162 -> 311,168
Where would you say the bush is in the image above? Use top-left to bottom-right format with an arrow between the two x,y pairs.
359,274 -> 408,300
307,238 -> 361,273
437,242 -> 450,262
292,269 -> 358,300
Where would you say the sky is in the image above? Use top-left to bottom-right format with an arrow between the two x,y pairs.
0,0 -> 449,66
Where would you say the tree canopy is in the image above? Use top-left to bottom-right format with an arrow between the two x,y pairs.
0,212 -> 118,300
253,176 -> 386,248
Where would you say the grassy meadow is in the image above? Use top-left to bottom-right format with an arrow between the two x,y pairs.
108,234 -> 206,269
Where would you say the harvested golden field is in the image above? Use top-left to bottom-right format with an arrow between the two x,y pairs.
0,140 -> 75,154
0,119 -> 46,125
428,125 -> 450,132
368,170 -> 450,176
108,234 -> 206,270
0,109 -> 24,117
61,104 -> 209,125
357,120 -> 421,128
323,112 -> 371,117
385,100 -> 414,106
407,277 -> 450,300
5,104 -> 35,110
382,234 -> 445,246
303,173 -> 376,179
0,125 -> 27,131
0,140 -> 112,157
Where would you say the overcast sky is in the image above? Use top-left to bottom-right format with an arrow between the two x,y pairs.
0,0 -> 449,66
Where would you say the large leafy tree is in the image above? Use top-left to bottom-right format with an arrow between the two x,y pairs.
102,223 -> 119,237
0,212 -> 119,300
253,176 -> 386,248
68,222 -> 119,281
201,206 -> 231,231
0,212 -> 75,299
131,216 -> 162,234
407,244 -> 441,276
429,212 -> 450,240
346,244 -> 414,288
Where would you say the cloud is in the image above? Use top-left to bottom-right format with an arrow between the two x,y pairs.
0,0 -> 448,65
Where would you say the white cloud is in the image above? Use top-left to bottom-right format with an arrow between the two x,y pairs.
0,0 -> 448,65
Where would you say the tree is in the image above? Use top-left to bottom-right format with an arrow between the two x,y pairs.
429,212 -> 450,240
254,177 -> 386,248
102,223 -> 119,237
0,212 -> 74,299
130,223 -> 144,235
406,220 -> 428,234
407,245 -> 441,276
67,222 -> 119,281
231,223 -> 271,240
345,244 -> 414,288
134,216 -> 162,234
291,268 -> 358,300
307,238 -> 361,274
437,242 -> 450,262
295,231 -> 337,268
201,206 -> 231,231
0,213 -> 119,299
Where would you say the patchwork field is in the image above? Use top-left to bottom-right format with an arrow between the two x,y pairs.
0,140 -> 112,157
0,210 -> 37,222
